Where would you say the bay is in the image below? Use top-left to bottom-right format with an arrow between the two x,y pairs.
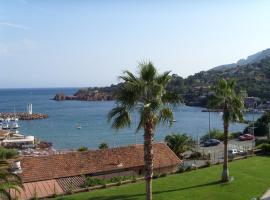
0,88 -> 261,150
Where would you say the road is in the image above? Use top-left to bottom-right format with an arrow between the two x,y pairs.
198,139 -> 253,163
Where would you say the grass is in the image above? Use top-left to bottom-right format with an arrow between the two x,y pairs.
55,156 -> 270,200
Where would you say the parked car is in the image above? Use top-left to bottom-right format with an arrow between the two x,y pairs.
203,139 -> 221,147
239,134 -> 254,141
228,148 -> 238,158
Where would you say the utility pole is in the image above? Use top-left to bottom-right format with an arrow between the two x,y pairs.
208,110 -> 211,140
252,101 -> 256,149
268,122 -> 270,140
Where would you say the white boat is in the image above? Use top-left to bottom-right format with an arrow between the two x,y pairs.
2,122 -> 9,130
10,121 -> 20,129
76,124 -> 82,129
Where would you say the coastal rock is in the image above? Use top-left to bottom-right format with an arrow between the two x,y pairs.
53,93 -> 66,101
53,90 -> 115,102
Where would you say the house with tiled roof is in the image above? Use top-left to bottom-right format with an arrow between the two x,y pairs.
10,142 -> 181,200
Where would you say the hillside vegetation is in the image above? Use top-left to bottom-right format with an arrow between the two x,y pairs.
69,56 -> 270,105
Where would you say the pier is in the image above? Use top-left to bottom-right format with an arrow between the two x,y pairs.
0,113 -> 48,120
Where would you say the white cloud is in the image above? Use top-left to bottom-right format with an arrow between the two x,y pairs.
0,22 -> 29,30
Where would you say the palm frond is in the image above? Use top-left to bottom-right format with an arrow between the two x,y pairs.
162,91 -> 181,105
119,70 -> 138,82
156,71 -> 171,86
139,61 -> 157,82
111,110 -> 131,129
158,107 -> 174,126
0,188 -> 12,200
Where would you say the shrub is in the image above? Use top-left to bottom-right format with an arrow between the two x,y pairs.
117,180 -> 122,186
159,173 -> 167,177
201,129 -> 223,141
77,146 -> 88,152
82,177 -> 105,187
230,132 -> 242,139
256,139 -> 270,146
206,160 -> 211,167
165,133 -> 195,158
257,143 -> 270,153
201,129 -> 236,142
132,175 -> 137,182
0,147 -> 18,159
185,166 -> 192,171
99,143 -> 109,149
176,167 -> 185,173
244,112 -> 270,136
153,174 -> 159,179
188,151 -> 202,160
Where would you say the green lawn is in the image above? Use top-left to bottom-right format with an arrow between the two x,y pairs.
55,156 -> 270,200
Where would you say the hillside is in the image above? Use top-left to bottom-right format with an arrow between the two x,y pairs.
53,55 -> 270,106
211,48 -> 270,71
185,56 -> 270,99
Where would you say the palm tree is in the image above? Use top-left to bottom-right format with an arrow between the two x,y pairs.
209,78 -> 244,182
165,133 -> 195,159
0,160 -> 23,200
108,62 -> 180,200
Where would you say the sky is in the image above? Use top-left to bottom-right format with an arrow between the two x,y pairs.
1,0 -> 270,88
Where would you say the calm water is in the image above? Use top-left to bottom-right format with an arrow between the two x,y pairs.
0,88 -> 261,150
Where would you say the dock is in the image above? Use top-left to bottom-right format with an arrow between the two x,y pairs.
0,113 -> 48,120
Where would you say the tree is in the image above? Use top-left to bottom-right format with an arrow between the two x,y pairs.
99,143 -> 109,149
165,133 -> 195,158
108,62 -> 180,200
209,78 -> 244,182
244,111 -> 270,136
0,160 -> 23,199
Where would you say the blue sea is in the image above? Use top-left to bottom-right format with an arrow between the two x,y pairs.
0,88 -> 261,150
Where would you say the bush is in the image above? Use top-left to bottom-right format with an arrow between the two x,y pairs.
230,132 -> 242,139
188,151 -> 202,159
159,173 -> 167,177
82,175 -> 134,188
0,148 -> 18,159
185,166 -> 193,171
82,177 -> 105,187
77,146 -> 88,152
99,143 -> 109,149
244,112 -> 270,136
206,160 -> 211,167
132,175 -> 137,182
257,143 -> 270,153
176,167 -> 185,173
201,129 -> 235,142
165,133 -> 195,158
256,139 -> 270,146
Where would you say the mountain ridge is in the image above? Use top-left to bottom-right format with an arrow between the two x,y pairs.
210,48 -> 270,71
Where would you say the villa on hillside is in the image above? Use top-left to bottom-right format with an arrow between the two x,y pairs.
10,142 -> 181,200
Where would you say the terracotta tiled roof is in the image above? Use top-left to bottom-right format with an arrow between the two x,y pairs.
20,143 -> 181,183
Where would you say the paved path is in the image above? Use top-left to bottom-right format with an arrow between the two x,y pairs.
261,189 -> 270,200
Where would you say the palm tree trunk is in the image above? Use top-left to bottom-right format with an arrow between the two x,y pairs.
222,119 -> 229,182
144,119 -> 154,200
